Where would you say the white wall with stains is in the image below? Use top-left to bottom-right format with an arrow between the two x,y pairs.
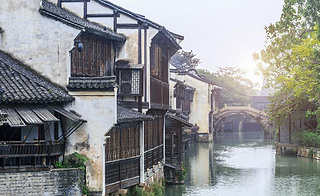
66,90 -> 117,193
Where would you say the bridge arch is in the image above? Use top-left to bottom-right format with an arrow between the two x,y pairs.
213,105 -> 274,138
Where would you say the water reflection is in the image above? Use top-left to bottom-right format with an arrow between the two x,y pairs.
165,130 -> 320,196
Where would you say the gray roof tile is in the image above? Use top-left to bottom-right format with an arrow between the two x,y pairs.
0,50 -> 74,104
67,76 -> 116,91
117,106 -> 153,123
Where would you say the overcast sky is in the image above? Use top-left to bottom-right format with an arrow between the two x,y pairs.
114,0 -> 284,87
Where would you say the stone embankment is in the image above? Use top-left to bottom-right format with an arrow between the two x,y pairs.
0,168 -> 84,195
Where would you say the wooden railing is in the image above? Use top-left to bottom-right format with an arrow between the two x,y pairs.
105,157 -> 140,194
150,76 -> 169,109
0,140 -> 64,158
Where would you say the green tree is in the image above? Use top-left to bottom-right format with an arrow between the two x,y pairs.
253,0 -> 320,126
198,67 -> 258,106
170,50 -> 200,70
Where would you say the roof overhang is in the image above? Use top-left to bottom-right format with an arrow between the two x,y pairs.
0,106 -> 61,127
166,113 -> 193,127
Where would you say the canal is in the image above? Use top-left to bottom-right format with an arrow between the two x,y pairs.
165,130 -> 320,196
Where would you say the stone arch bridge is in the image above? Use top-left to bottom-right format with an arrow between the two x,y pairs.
213,105 -> 274,138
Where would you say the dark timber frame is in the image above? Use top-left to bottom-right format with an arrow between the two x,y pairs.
105,123 -> 140,194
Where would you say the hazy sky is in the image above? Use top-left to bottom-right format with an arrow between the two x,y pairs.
114,0 -> 284,86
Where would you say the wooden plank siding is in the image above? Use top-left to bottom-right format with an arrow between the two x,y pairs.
144,116 -> 164,171
150,77 -> 169,109
150,35 -> 170,109
165,122 -> 183,166
71,33 -> 112,77
105,123 -> 140,194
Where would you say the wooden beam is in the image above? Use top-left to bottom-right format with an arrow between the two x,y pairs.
113,10 -> 118,32
60,0 -> 90,2
87,13 -> 119,18
117,23 -> 149,29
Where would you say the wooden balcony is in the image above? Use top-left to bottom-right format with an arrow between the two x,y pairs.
150,76 -> 169,109
0,141 -> 64,168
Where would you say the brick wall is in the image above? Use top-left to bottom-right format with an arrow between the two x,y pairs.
0,168 -> 84,196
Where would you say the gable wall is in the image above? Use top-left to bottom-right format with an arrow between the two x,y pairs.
0,0 -> 79,87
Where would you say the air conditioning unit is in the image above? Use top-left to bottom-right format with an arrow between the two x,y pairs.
116,63 -> 143,96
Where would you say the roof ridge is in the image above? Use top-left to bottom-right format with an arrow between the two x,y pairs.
40,0 -> 125,42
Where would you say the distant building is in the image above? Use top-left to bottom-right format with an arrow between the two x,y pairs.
250,96 -> 270,111
170,68 -> 221,142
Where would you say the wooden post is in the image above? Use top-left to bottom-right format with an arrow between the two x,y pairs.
137,22 -> 143,112
139,122 -> 144,183
138,22 -> 142,64
143,24 -> 148,102
83,0 -> 87,19
178,124 -> 182,165
113,10 -> 118,32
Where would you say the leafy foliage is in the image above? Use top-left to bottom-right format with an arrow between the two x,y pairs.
253,0 -> 320,126
127,181 -> 164,196
175,164 -> 187,182
198,67 -> 258,106
294,130 -> 320,148
54,152 -> 89,168
170,50 -> 200,70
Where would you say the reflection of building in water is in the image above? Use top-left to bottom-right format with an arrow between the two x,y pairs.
190,144 -> 210,185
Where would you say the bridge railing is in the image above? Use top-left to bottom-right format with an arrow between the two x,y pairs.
213,105 -> 268,119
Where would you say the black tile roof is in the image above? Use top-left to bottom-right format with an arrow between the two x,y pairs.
39,0 -> 125,42
117,106 -> 153,123
0,109 -> 7,122
0,51 -> 74,104
170,68 -> 222,87
67,76 -> 116,91
166,113 -> 193,127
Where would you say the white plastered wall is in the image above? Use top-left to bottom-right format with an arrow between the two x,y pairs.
66,91 -> 116,193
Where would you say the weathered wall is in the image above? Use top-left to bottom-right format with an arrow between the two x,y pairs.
144,162 -> 164,187
0,0 -> 79,88
66,91 -> 117,194
0,168 -> 84,196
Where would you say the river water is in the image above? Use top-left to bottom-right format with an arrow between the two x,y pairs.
165,130 -> 320,196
